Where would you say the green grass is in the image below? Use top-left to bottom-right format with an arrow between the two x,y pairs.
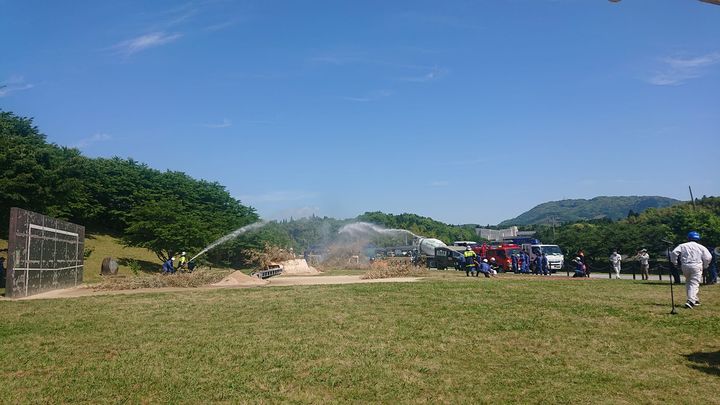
83,233 -> 164,283
1,275 -> 719,403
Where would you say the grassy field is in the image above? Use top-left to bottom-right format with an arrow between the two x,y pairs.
1,274 -> 719,403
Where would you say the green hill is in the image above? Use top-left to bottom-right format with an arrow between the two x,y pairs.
498,196 -> 681,226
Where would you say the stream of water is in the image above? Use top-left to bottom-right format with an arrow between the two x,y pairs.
189,220 -> 268,262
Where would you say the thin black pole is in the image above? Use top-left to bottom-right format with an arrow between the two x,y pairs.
667,245 -> 677,315
689,186 -> 696,210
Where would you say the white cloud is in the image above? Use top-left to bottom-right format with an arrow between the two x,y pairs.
75,133 -> 112,149
647,52 -> 720,86
204,118 -> 232,128
111,32 -> 182,56
0,76 -> 34,97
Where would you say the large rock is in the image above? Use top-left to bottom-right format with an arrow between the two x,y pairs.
100,257 -> 119,275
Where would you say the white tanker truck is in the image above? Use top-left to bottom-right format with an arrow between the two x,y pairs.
412,237 -> 449,268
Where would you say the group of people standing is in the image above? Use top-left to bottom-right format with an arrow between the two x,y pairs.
607,248 -> 650,280
515,251 -> 553,276
590,231 -> 716,310
510,251 -> 542,274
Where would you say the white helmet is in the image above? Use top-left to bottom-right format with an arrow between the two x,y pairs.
466,246 -> 472,251
181,251 -> 186,255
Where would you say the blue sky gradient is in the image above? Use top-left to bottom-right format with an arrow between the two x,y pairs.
1,0 -> 718,225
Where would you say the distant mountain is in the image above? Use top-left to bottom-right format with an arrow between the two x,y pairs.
498,196 -> 682,227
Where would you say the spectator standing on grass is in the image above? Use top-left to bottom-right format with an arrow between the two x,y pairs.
610,250 -> 622,279
0,257 -> 5,283
670,231 -> 712,309
637,249 -> 650,280
707,247 -> 718,285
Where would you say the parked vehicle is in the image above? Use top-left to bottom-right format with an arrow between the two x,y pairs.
521,243 -> 565,272
434,246 -> 465,270
485,244 -> 523,272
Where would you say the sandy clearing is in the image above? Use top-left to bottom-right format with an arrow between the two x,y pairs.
268,275 -> 419,286
2,275 -> 420,300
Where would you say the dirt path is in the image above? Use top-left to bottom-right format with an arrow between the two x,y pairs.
3,275 -> 420,301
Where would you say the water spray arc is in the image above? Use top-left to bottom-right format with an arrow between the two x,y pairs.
189,220 -> 268,262
338,222 -> 420,240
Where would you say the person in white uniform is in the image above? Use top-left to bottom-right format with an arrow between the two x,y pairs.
670,231 -> 712,309
609,250 -> 622,279
636,249 -> 650,280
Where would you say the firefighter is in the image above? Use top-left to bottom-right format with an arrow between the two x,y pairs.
488,257 -> 500,275
464,246 -> 477,276
521,251 -> 531,274
162,256 -> 175,274
511,253 -> 519,273
478,258 -> 491,278
178,251 -> 188,271
534,253 -> 548,275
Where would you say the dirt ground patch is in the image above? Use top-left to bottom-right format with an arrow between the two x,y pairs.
212,271 -> 268,287
4,275 -> 420,300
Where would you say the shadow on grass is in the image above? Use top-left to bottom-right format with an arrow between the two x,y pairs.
117,258 -> 161,274
685,351 -> 720,376
644,282 -> 683,286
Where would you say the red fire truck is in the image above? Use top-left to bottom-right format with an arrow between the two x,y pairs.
483,244 -> 523,272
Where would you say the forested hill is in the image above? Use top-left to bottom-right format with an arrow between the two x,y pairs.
498,196 -> 681,226
0,110 -> 258,261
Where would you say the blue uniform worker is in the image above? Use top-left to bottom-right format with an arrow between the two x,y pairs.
522,252 -> 530,273
708,247 -> 717,284
162,256 -> 175,274
479,259 -> 491,278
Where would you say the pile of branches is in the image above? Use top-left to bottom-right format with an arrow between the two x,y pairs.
93,269 -> 233,291
243,243 -> 296,269
361,259 -> 428,280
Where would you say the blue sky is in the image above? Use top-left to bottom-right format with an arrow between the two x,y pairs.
1,0 -> 718,225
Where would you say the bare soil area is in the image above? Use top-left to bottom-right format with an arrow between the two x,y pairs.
3,274 -> 420,300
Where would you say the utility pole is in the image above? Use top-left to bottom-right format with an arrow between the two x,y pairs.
689,186 -> 696,210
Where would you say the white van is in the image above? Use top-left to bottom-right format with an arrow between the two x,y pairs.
521,244 -> 565,272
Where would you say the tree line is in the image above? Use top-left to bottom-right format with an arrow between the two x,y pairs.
0,111 -> 258,261
532,197 -> 720,261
